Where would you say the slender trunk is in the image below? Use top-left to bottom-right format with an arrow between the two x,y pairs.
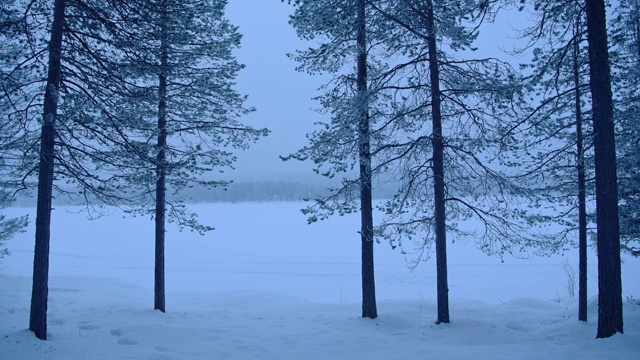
635,2 -> 640,66
29,0 -> 66,341
584,0 -> 623,338
426,0 -> 449,325
154,7 -> 169,313
573,13 -> 588,322
356,0 -> 377,319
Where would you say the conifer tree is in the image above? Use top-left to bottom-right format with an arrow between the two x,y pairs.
612,0 -> 640,258
507,0 -> 594,322
0,1 -> 31,258
584,0 -> 624,338
367,0 -> 543,324
287,0 -> 551,324
28,0 -> 66,341
107,0 -> 267,312
0,0 -> 262,339
283,0 -> 380,319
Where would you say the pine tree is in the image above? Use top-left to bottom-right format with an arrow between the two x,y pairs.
356,0 -> 377,319
368,0 -> 547,324
287,0 -> 555,324
0,1 -> 31,258
584,0 -> 624,338
283,0 -> 380,319
612,0 -> 640,258
0,0 -> 210,339
106,0 -> 267,312
508,0 -> 594,322
29,0 -> 66,341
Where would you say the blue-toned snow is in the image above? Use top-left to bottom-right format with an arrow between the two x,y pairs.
1,202 -> 638,359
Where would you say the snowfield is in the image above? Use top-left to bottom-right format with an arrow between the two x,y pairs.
1,202 -> 639,359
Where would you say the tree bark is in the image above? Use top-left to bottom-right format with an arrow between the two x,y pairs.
584,0 -> 623,338
154,5 -> 168,313
357,0 -> 377,319
29,0 -> 66,341
635,2 -> 640,65
426,0 -> 450,325
573,13 -> 588,323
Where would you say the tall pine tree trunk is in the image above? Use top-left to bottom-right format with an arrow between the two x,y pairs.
426,0 -> 449,325
636,2 -> 640,64
584,0 -> 623,338
29,0 -> 66,341
572,14 -> 588,323
154,7 -> 169,313
357,0 -> 377,319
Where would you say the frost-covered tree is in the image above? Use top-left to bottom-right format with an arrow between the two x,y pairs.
612,0 -> 640,258
0,1 -> 31,258
19,0 -> 66,340
584,0 -> 623,339
0,0 -> 212,340
511,0 -> 624,336
508,0 -> 594,322
17,0 -> 131,340
287,0 -> 553,325
283,0 -> 383,319
3,0 -> 263,339
106,0 -> 267,312
365,0 -> 550,324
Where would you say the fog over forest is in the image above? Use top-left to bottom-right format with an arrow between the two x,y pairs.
0,0 -> 637,352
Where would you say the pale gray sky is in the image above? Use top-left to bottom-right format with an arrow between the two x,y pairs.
224,1 -> 529,182
226,0 -> 327,181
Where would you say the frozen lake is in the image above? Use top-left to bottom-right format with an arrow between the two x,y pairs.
1,202 -> 638,359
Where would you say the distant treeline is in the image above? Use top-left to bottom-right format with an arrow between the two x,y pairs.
180,179 -> 400,203
181,180 -> 327,203
10,179 -> 401,206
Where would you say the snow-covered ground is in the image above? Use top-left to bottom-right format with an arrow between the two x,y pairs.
1,202 -> 639,359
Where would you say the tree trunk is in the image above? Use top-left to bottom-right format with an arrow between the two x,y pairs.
357,0 -> 377,319
584,0 -> 623,338
573,13 -> 588,323
29,0 -> 66,341
155,7 -> 169,313
636,2 -> 640,66
426,0 -> 450,325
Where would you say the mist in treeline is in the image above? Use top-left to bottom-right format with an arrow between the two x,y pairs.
1,0 -> 635,341
10,178 -> 402,206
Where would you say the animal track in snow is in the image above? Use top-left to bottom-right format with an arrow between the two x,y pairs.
77,323 -> 100,330
117,338 -> 138,345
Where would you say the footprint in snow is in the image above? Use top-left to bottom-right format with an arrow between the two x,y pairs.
117,338 -> 138,345
49,319 -> 65,326
77,323 -> 100,330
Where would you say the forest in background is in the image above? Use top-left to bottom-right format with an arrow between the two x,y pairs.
0,0 -> 637,341
8,178 -> 401,205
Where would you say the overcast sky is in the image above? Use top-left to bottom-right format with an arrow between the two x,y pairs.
225,1 -> 326,181
224,0 -> 530,182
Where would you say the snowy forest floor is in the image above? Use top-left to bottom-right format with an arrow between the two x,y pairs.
1,202 -> 639,359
